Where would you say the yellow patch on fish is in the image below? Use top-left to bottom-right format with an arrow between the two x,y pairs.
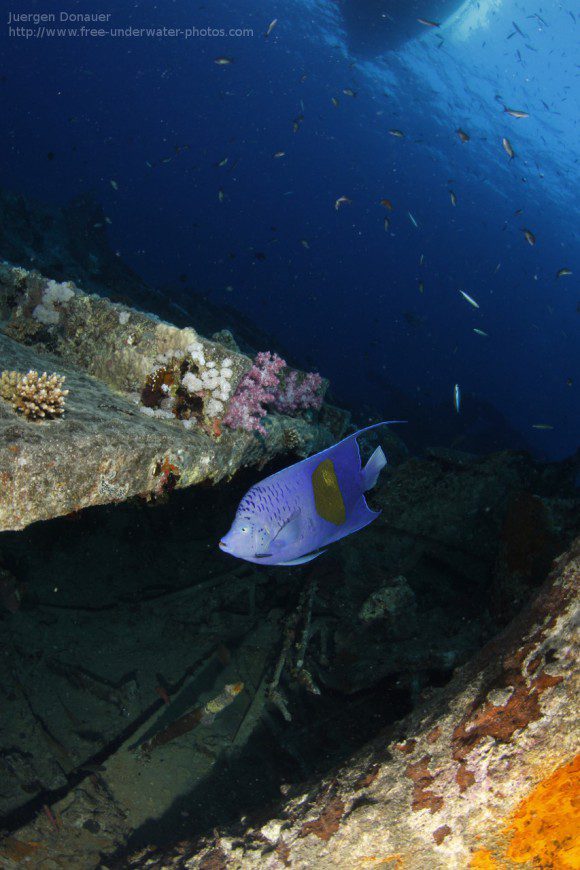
312,459 -> 346,525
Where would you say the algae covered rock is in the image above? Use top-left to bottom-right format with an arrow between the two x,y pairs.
0,262 -> 348,531
0,262 -> 252,411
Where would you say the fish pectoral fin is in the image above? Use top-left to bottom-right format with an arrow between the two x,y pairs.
270,511 -> 302,550
277,550 -> 326,567
362,445 -> 387,491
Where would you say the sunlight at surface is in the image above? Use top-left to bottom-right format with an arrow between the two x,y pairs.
441,0 -> 505,42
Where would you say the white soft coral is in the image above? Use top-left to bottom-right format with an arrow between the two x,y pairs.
32,280 -> 75,325
181,343 -> 234,418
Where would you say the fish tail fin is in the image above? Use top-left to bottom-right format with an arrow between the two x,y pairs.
362,446 -> 387,491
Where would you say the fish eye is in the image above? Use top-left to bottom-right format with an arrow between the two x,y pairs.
240,526 -> 249,533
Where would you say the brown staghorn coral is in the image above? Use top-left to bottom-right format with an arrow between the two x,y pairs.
0,370 -> 69,420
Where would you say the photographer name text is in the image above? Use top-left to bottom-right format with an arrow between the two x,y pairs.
8,11 -> 112,24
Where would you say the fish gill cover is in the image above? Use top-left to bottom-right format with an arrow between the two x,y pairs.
0,0 -> 578,458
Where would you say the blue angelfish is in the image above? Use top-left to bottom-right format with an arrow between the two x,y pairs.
219,422 -> 400,566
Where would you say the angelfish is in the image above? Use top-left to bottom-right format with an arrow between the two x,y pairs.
219,422 -> 401,566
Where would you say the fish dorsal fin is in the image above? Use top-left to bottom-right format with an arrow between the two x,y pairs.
270,511 -> 302,550
312,459 -> 346,525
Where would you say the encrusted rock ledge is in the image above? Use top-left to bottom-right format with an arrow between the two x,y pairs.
126,537 -> 579,870
0,263 -> 348,531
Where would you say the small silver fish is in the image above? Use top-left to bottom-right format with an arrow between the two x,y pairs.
453,384 -> 461,413
408,211 -> 419,228
502,137 -> 515,159
459,290 -> 480,308
504,107 -> 529,118
335,195 -> 351,211
265,18 -> 278,37
473,328 -> 488,337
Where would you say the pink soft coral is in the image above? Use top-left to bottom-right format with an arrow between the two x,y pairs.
273,370 -> 324,414
223,351 -> 286,435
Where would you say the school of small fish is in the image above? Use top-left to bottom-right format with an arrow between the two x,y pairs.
198,14 -> 573,432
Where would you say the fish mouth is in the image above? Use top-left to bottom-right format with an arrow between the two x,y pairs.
218,540 -> 228,550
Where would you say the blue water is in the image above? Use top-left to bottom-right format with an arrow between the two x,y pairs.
2,0 -> 578,459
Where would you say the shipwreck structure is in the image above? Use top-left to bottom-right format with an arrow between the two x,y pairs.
0,250 -> 578,870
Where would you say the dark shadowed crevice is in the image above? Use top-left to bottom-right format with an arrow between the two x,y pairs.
1,446 -> 577,868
